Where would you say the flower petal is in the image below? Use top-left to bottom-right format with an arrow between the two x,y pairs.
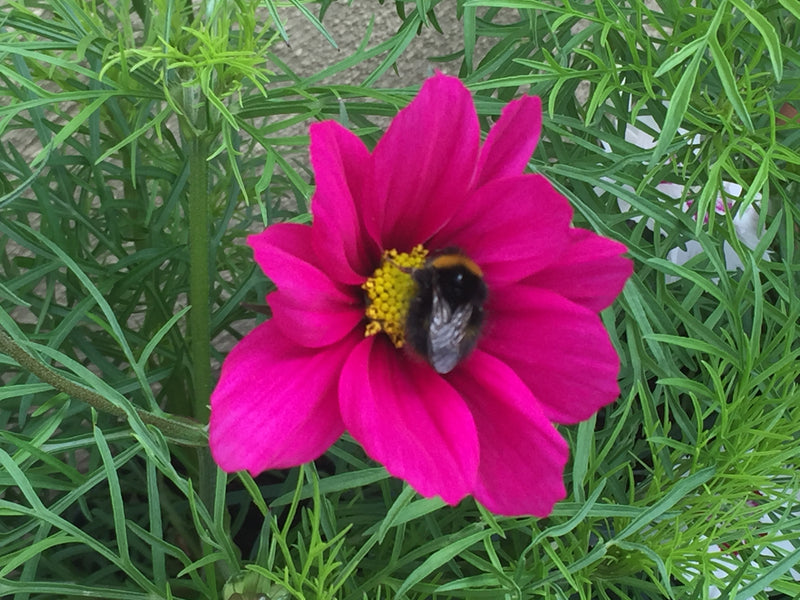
730,200 -> 765,251
475,95 -> 542,187
371,73 -> 480,250
309,121 -> 380,284
249,223 -> 362,347
432,175 -> 573,286
481,286 -> 621,424
210,321 -> 357,474
449,351 -> 568,516
267,291 -> 364,348
339,336 -> 479,504
527,228 -> 632,312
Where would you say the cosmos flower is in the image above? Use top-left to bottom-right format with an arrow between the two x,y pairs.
598,111 -> 766,274
210,74 -> 632,516
665,185 -> 766,272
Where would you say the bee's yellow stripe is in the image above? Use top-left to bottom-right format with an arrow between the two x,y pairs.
429,253 -> 483,277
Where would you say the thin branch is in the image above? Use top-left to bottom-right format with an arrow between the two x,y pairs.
0,329 -> 207,445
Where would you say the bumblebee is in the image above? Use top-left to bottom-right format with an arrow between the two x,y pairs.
405,249 -> 488,374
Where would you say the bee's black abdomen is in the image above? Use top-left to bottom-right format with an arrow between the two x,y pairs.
405,262 -> 487,370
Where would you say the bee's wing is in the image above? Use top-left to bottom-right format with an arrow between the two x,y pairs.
428,291 -> 473,374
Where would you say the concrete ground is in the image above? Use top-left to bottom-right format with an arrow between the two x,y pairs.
273,0 -> 469,85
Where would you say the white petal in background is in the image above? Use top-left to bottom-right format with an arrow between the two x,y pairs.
665,181 -> 766,273
598,112 -> 768,278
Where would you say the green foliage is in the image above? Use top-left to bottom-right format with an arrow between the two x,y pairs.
1,0 -> 799,599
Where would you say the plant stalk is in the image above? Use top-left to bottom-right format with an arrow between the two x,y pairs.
187,134 -> 212,421
0,329 -> 206,444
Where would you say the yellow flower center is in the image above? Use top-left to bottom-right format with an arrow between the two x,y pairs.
362,245 -> 428,347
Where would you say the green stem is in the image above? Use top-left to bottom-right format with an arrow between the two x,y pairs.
0,329 -> 206,445
187,134 -> 212,421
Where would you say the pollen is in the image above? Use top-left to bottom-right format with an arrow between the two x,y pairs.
362,245 -> 428,347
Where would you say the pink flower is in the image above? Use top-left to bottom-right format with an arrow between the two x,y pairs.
209,74 -> 632,516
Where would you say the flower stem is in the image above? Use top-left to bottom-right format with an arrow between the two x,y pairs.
0,329 -> 206,445
187,134 -> 212,421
